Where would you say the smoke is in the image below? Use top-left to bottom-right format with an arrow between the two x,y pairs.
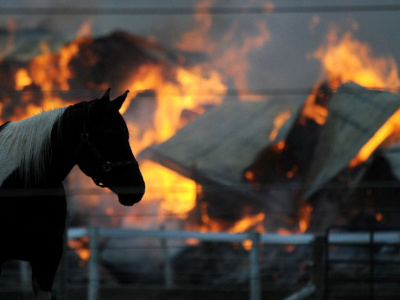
1,0 -> 400,96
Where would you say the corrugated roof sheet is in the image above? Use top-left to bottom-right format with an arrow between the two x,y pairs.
140,98 -> 302,192
305,82 -> 400,197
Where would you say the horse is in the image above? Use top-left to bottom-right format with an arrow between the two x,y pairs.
0,89 -> 145,299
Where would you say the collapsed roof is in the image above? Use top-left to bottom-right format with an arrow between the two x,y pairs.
305,82 -> 400,197
141,82 -> 400,199
140,98 -> 302,194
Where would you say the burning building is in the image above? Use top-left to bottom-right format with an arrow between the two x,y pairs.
141,80 -> 400,234
2,3 -> 400,294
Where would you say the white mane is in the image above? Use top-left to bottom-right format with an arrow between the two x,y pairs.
0,107 -> 67,187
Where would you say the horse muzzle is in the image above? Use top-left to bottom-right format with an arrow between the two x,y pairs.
115,185 -> 145,206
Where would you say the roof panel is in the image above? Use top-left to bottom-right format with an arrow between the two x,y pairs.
305,82 -> 400,197
141,98 -> 302,191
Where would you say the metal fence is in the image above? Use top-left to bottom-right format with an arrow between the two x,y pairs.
325,226 -> 400,300
70,228 -> 400,300
3,228 -> 400,300
73,228 -> 312,300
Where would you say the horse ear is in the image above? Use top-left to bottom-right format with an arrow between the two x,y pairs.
101,88 -> 111,101
112,90 -> 129,110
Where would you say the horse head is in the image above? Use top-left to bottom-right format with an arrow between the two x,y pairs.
76,89 -> 145,206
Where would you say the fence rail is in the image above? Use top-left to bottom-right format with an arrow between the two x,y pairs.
63,227 -> 400,300
8,228 -> 400,299
68,227 -> 317,300
68,228 -> 400,245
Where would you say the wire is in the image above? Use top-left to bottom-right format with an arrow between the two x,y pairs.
1,5 -> 400,15
2,87 -> 400,98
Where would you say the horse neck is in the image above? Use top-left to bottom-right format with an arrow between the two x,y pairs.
45,106 -> 84,187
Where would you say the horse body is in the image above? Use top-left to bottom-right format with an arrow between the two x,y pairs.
0,90 -> 145,299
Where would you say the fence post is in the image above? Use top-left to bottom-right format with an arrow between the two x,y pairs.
311,234 -> 325,300
88,227 -> 99,300
249,231 -> 261,300
19,261 -> 29,285
161,225 -> 173,289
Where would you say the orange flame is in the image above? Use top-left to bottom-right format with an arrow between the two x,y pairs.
125,62 -> 226,151
269,110 -> 291,141
8,22 -> 227,228
310,29 -> 400,166
304,30 -> 400,128
229,212 -> 266,234
68,237 -> 90,266
298,202 -> 313,233
122,0 -> 270,228
376,213 -> 383,222
140,160 -> 197,220
277,202 -> 313,235
314,29 -> 400,91
349,109 -> 400,167
299,84 -> 329,125
15,68 -> 32,90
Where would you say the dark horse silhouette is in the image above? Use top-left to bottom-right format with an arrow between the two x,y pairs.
0,89 -> 145,299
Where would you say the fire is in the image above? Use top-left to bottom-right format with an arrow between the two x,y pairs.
139,160 -> 197,220
15,69 -> 32,90
122,61 -> 226,225
275,141 -> 285,151
187,202 -> 266,250
229,212 -> 266,234
194,202 -> 225,232
125,63 -> 226,150
299,84 -> 329,125
7,25 -> 227,231
120,0 -> 271,231
269,110 -> 291,141
29,36 -> 90,93
175,1 -> 270,101
194,203 -> 266,235
309,29 -> 400,166
349,108 -> 400,167
9,33 -> 90,121
298,202 -> 313,233
68,237 -> 90,266
3,0 -> 273,246
314,29 -> 400,91
277,202 -> 313,236
2,5 -> 337,263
